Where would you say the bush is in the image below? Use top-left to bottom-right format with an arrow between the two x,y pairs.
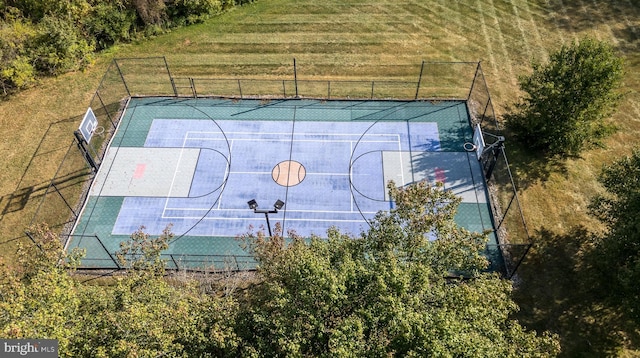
505,38 -> 624,157
0,56 -> 35,94
3,0 -> 90,23
84,2 -> 136,50
0,16 -> 37,94
0,0 -> 249,98
30,15 -> 94,75
169,0 -> 222,25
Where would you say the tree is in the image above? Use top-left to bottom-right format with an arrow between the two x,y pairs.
83,2 -> 136,51
588,149 -> 640,322
74,226 -> 240,357
0,224 -> 84,354
506,38 -> 624,157
236,181 -> 560,357
0,15 -> 37,95
0,225 -> 239,357
30,15 -> 94,75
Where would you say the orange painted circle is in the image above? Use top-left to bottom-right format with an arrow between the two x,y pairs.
272,160 -> 306,187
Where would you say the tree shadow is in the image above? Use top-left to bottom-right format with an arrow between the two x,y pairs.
542,0 -> 640,55
513,226 -> 640,356
503,137 -> 570,189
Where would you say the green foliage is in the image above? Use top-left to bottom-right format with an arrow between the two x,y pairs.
1,224 -> 240,357
0,224 -> 84,354
169,0 -> 223,25
84,2 -> 136,50
3,0 -> 90,23
237,181 -> 560,357
0,187 -> 561,357
116,225 -> 171,276
588,149 -> 640,321
72,274 -> 236,357
506,38 -> 624,157
0,16 -> 36,94
0,0 -> 249,98
30,15 -> 94,75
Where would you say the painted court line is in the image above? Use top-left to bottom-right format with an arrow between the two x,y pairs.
216,140 -> 232,211
157,129 -> 401,214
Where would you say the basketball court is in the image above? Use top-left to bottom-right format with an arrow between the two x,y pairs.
68,97 -> 497,269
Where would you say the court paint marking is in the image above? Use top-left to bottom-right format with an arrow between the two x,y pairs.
133,164 -> 146,179
158,129 -> 402,215
166,135 -> 192,198
397,136 -> 405,187
217,138 -> 232,210
350,141 -> 354,212
91,147 -> 199,197
160,214 -> 378,222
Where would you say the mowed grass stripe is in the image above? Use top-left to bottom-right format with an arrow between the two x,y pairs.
505,1 -> 533,59
518,0 -> 553,60
585,0 -> 619,44
619,0 -> 639,35
206,21 -> 418,34
470,0 -> 499,77
491,0 -> 537,62
216,14 -> 426,24
484,0 -> 517,85
171,55 -> 425,79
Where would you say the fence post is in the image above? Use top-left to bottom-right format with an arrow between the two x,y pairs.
237,79 -> 243,98
94,92 -> 116,129
293,58 -> 299,98
170,254 -> 180,270
371,81 -> 375,99
162,56 -> 178,97
415,60 -> 425,99
508,244 -> 532,279
327,81 -> 331,99
25,230 -> 45,253
190,78 -> 197,98
93,234 -> 122,269
467,61 -> 482,101
51,182 -> 77,218
113,59 -> 130,97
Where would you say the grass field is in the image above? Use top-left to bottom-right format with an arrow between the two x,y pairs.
1,0 -> 639,355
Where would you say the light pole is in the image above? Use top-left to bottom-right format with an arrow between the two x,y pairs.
247,199 -> 285,236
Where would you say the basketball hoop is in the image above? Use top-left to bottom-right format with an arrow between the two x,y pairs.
93,126 -> 105,138
463,142 -> 477,152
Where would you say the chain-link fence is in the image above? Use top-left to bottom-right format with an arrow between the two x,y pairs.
469,63 -> 532,278
30,57 -> 530,276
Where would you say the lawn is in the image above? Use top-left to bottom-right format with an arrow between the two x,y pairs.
0,0 -> 639,355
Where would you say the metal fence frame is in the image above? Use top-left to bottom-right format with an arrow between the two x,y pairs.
28,57 -> 531,276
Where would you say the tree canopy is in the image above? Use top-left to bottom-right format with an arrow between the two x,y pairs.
505,37 -> 624,157
235,181 -> 559,357
0,0 -> 255,97
588,149 -> 640,322
0,182 -> 560,357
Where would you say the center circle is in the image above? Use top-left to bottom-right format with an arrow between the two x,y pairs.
272,160 -> 306,187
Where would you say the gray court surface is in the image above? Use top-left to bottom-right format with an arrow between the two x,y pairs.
382,151 -> 486,203
92,147 -> 200,197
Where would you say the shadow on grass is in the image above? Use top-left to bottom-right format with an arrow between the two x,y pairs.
513,227 -> 640,356
502,134 -> 570,189
0,114 -> 86,250
542,0 -> 640,56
